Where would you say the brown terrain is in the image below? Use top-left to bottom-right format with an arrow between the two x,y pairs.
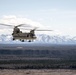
0,69 -> 76,75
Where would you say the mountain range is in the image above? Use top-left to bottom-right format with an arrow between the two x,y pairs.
0,34 -> 76,44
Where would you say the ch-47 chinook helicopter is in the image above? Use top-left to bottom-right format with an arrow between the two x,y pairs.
0,23 -> 52,42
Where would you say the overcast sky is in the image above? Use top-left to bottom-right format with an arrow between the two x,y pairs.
0,0 -> 76,36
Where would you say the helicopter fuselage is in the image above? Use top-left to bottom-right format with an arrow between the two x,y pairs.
12,32 -> 36,42
12,27 -> 36,42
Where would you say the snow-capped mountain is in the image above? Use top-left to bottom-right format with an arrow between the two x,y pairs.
0,34 -> 76,44
36,34 -> 76,44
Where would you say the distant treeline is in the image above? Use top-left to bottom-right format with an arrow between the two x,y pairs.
0,44 -> 76,69
0,49 -> 76,60
0,59 -> 76,69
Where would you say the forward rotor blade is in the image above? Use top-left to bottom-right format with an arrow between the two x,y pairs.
20,27 -> 53,31
0,23 -> 32,28
16,24 -> 25,27
18,25 -> 52,31
35,30 -> 53,31
0,23 -> 13,27
16,24 -> 32,27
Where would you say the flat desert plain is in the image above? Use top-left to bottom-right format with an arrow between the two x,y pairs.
0,69 -> 76,75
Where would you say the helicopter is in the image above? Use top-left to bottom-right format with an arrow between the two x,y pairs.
0,23 -> 52,42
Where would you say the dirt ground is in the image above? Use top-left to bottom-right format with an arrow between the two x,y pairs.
0,69 -> 76,75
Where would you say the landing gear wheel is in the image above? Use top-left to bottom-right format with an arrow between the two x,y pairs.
21,40 -> 24,42
28,40 -> 31,42
13,38 -> 15,40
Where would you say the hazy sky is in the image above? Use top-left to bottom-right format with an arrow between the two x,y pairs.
0,0 -> 76,36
